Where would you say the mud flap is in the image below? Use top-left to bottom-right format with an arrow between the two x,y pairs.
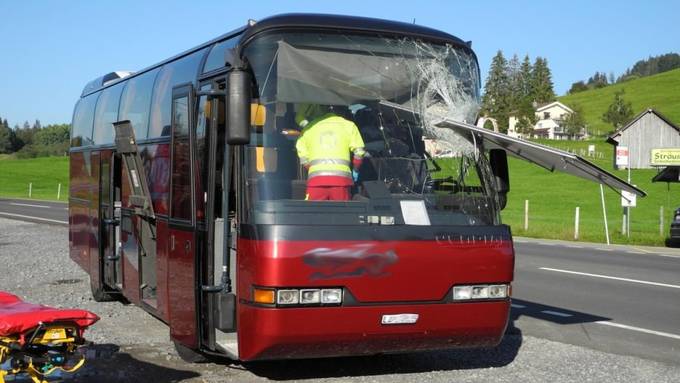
213,292 -> 236,332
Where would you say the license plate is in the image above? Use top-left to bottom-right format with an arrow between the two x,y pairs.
381,313 -> 419,325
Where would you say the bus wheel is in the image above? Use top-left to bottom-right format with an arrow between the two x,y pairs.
173,341 -> 209,363
90,279 -> 118,302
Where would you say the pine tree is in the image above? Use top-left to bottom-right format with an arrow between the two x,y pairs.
513,55 -> 537,136
518,55 -> 533,99
531,57 -> 556,105
0,123 -> 14,153
481,50 -> 511,132
507,54 -> 521,110
602,89 -> 634,132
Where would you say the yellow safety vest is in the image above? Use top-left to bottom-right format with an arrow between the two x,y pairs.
296,113 -> 365,181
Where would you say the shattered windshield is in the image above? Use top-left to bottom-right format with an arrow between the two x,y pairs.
241,32 -> 500,226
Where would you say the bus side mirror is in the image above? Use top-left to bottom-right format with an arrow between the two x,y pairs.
489,149 -> 510,210
227,69 -> 251,145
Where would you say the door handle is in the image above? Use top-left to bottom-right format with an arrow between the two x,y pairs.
170,235 -> 175,251
184,240 -> 191,251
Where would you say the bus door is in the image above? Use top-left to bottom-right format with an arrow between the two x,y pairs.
196,77 -> 238,357
113,120 -> 157,307
100,152 -> 123,290
167,84 -> 200,348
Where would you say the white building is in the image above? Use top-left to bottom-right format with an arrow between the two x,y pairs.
508,101 -> 583,140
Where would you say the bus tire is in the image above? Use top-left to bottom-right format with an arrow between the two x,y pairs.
173,341 -> 209,363
90,279 -> 118,302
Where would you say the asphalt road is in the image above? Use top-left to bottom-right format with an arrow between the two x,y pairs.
512,237 -> 680,365
1,198 -> 679,368
0,197 -> 68,225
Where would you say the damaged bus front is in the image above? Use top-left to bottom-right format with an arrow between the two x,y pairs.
234,22 -> 514,360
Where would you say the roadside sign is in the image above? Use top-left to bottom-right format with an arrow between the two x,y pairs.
615,146 -> 629,167
650,148 -> 680,166
621,189 -> 636,207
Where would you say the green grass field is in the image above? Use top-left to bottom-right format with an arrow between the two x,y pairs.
501,140 -> 680,246
559,68 -> 680,137
0,156 -> 69,201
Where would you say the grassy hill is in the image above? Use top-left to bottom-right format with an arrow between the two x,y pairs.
559,68 -> 680,136
0,156 -> 69,201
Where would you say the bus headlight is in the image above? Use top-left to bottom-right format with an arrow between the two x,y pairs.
300,289 -> 321,304
321,288 -> 342,304
277,289 -> 299,305
453,284 -> 509,301
257,287 -> 343,307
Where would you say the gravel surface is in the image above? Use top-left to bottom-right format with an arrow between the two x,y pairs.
1,217 -> 679,382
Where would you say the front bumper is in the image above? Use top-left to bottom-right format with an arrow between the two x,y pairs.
237,300 -> 510,361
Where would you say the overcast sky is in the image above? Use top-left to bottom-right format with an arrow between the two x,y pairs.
0,0 -> 678,126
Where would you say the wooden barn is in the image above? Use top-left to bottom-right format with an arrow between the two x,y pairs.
607,108 -> 680,169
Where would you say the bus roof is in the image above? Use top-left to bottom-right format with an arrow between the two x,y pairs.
80,13 -> 473,98
239,13 -> 471,50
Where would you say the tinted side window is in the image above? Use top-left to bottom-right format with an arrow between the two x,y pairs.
71,93 -> 98,147
92,82 -> 125,145
119,68 -> 160,140
149,48 -> 207,138
171,94 -> 192,221
203,38 -> 237,73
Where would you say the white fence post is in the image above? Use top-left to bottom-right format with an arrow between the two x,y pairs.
574,206 -> 580,240
600,184 -> 610,245
524,200 -> 529,231
28,183 -> 32,198
57,183 -> 62,200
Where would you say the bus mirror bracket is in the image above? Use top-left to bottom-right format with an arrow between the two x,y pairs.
489,149 -> 510,210
227,68 -> 251,145
196,89 -> 226,97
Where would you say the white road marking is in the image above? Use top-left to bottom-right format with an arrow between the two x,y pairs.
9,202 -> 52,209
0,212 -> 67,225
541,310 -> 573,318
540,267 -> 680,290
595,321 -> 680,341
510,303 -> 526,309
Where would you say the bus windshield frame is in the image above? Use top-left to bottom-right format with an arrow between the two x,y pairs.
241,31 -> 500,227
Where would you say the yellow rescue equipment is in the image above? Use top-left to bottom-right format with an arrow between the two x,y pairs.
0,292 -> 99,383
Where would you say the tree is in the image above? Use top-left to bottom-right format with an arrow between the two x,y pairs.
562,104 -> 587,138
512,55 -> 537,135
481,50 -> 511,132
602,89 -> 634,132
587,71 -> 608,88
0,123 -> 15,153
568,81 -> 588,94
531,57 -> 556,104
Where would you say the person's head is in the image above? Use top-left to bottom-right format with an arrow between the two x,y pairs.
295,104 -> 330,128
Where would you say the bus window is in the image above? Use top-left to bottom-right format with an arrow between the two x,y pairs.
118,68 -> 160,141
93,82 -> 125,145
170,93 -> 193,221
148,48 -> 208,138
71,93 -> 98,147
202,38 -> 238,74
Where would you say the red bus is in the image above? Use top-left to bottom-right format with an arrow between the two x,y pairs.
69,13 -> 643,361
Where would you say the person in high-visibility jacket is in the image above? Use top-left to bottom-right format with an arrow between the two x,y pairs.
295,104 -> 365,201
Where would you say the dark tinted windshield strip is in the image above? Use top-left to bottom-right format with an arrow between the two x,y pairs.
240,224 -> 511,242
